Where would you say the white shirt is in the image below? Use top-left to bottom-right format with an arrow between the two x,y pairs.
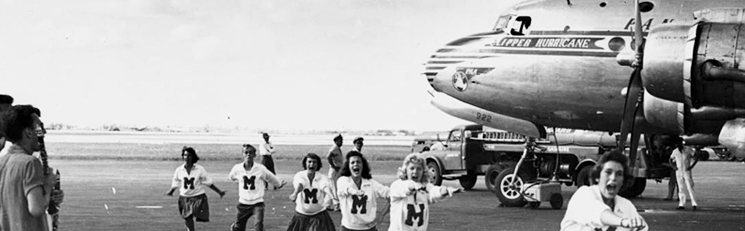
171,164 -> 213,197
337,176 -> 390,230
561,185 -> 648,231
228,162 -> 281,205
293,170 -> 332,215
0,140 -> 11,156
259,142 -> 275,156
671,146 -> 694,172
388,180 -> 447,231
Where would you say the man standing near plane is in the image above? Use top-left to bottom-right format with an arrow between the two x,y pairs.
352,137 -> 363,153
0,105 -> 57,231
325,134 -> 343,211
670,138 -> 699,210
259,133 -> 276,190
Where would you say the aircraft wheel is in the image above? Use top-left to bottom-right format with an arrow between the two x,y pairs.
528,202 -> 540,209
484,165 -> 502,192
550,193 -> 563,209
495,167 -> 528,207
576,165 -> 594,187
427,161 -> 443,186
459,173 -> 477,190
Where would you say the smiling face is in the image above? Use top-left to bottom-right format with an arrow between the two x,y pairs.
349,156 -> 363,178
406,162 -> 424,182
597,160 -> 624,199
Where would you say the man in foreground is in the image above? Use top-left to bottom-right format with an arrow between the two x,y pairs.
0,105 -> 57,231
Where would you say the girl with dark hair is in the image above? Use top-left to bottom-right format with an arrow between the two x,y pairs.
337,151 -> 390,231
286,153 -> 337,231
165,146 -> 226,231
561,149 -> 648,231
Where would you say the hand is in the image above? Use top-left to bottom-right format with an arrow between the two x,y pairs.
621,216 -> 647,229
44,173 -> 57,192
277,180 -> 288,189
165,190 -> 174,197
444,187 -> 462,197
51,189 -> 64,204
218,190 -> 227,198
289,193 -> 297,201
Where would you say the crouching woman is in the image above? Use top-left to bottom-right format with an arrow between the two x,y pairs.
561,150 -> 648,231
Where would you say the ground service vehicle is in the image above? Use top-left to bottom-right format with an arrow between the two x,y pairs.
418,125 -> 671,206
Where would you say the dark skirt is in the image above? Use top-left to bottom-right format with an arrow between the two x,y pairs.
286,211 -> 336,231
178,194 -> 209,222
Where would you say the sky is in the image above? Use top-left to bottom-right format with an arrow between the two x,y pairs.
0,0 -> 521,132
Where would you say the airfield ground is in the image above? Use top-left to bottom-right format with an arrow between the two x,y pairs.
54,157 -> 745,231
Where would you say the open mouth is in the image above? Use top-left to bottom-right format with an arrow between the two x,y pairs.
605,183 -> 618,194
352,166 -> 360,175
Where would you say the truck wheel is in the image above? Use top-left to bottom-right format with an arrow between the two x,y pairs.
619,178 -> 646,198
459,173 -> 477,190
576,165 -> 594,187
427,161 -> 443,186
484,165 -> 501,192
550,193 -> 563,209
495,167 -> 528,207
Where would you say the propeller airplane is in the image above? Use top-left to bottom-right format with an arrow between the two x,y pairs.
424,0 -> 745,168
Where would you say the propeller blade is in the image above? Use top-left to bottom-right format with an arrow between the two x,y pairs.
619,68 -> 643,148
634,0 -> 643,54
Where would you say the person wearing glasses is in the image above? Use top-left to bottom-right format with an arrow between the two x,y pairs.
0,105 -> 59,231
228,144 -> 287,231
165,146 -> 226,231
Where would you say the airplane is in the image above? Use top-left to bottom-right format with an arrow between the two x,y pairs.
423,0 -> 745,198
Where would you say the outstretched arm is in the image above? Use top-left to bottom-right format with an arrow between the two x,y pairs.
209,184 -> 226,198
599,210 -> 647,230
289,183 -> 304,201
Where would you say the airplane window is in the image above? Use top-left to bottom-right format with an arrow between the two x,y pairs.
493,15 -> 512,31
639,2 -> 654,12
599,2 -> 606,7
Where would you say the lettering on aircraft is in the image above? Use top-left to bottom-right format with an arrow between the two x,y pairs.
452,68 -> 494,92
491,37 -> 603,49
510,16 -> 532,36
623,18 -> 675,31
476,112 -> 492,123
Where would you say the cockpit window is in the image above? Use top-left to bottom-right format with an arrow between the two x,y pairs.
493,15 -> 512,31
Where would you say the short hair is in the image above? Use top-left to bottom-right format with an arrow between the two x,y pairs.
0,95 -> 13,105
339,151 -> 372,179
333,134 -> 343,141
353,137 -> 364,144
302,153 -> 323,171
397,153 -> 431,183
242,143 -> 255,151
2,105 -> 39,143
591,149 -> 632,190
181,146 -> 200,163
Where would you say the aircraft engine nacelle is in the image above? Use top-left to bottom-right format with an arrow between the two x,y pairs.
641,13 -> 745,135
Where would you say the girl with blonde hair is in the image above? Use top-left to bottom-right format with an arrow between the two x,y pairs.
388,153 -> 461,231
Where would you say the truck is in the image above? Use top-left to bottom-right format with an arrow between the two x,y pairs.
416,124 -> 671,207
